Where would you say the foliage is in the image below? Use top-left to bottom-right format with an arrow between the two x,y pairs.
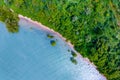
0,5 -> 19,33
1,0 -> 120,79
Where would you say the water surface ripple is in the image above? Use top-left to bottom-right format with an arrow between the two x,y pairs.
0,19 -> 106,80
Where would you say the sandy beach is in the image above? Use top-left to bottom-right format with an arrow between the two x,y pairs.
18,14 -> 107,80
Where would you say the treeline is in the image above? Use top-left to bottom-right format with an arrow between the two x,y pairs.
1,0 -> 120,79
0,2 -> 19,33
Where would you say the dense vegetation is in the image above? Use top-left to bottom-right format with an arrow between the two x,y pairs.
1,0 -> 120,79
0,2 -> 19,33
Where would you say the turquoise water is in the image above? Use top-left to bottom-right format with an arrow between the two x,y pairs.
0,19 -> 106,80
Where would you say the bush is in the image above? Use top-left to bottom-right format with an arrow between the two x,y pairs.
0,6 -> 19,33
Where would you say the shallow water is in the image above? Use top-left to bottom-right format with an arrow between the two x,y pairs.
0,19 -> 106,80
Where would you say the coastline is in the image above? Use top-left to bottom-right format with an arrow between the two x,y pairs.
19,15 -> 74,48
18,14 -> 107,80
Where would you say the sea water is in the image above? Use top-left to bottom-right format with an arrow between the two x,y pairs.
0,19 -> 106,80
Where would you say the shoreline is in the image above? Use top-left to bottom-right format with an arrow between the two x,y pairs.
18,14 -> 106,80
19,15 -> 74,48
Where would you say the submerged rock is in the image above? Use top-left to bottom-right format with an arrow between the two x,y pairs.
47,34 -> 54,38
71,51 -> 77,57
70,57 -> 77,65
50,40 -> 56,46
